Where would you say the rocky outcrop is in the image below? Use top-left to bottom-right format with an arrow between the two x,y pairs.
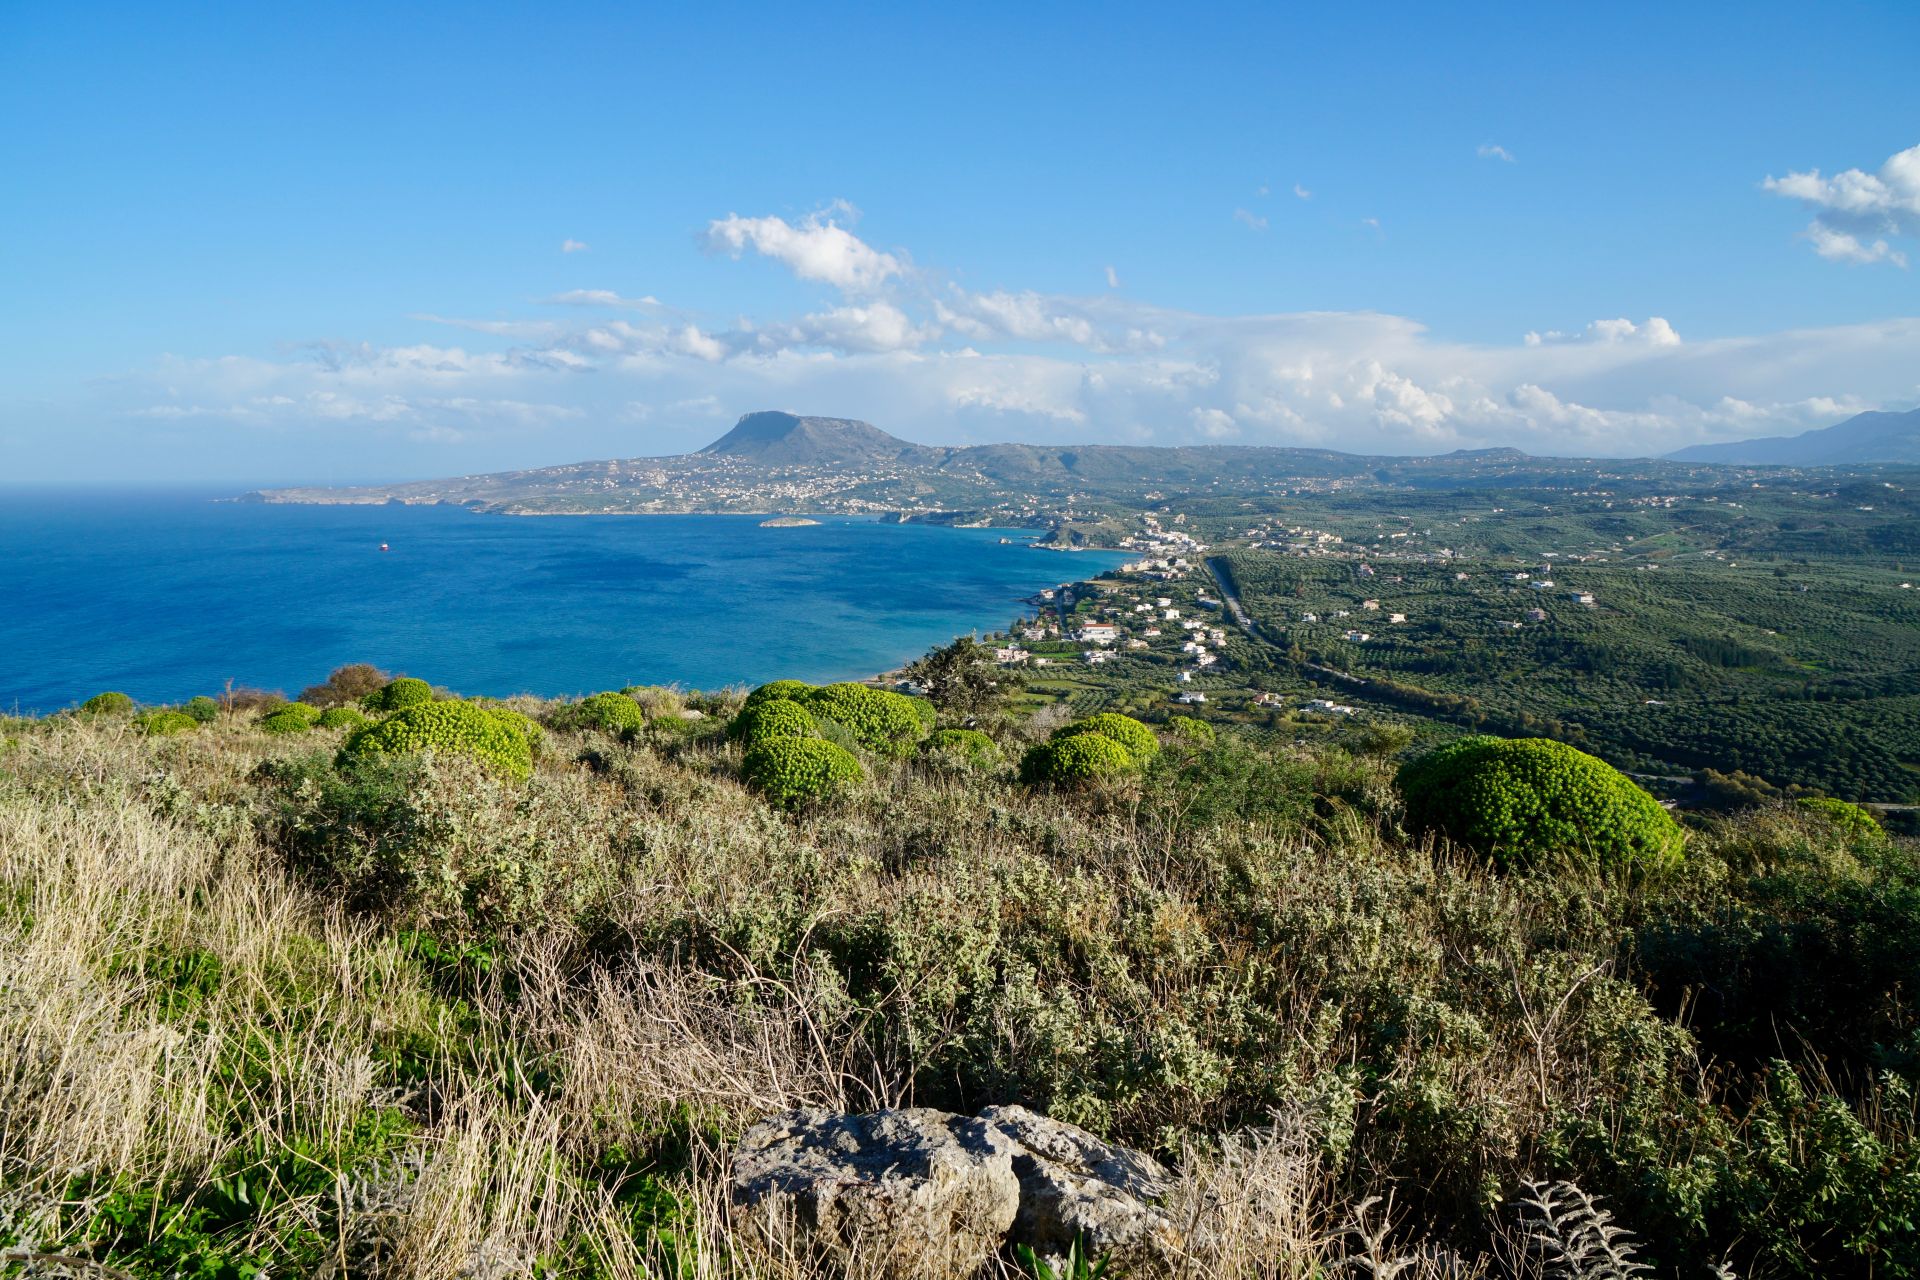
730,1104 -> 1176,1275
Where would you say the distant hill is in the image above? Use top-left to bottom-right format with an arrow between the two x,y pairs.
699,411 -> 935,467
1667,408 -> 1920,465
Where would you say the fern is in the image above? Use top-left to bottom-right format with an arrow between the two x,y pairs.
1514,1180 -> 1651,1279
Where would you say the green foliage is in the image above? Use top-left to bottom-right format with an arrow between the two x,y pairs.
922,727 -> 1000,770
1019,730 -> 1138,787
1054,711 -> 1159,762
727,696 -> 818,744
361,675 -> 434,713
1140,736 -> 1314,836
740,736 -> 863,808
298,662 -> 390,709
182,695 -> 221,724
259,703 -> 322,734
553,690 -> 647,736
78,690 -> 134,717
1399,735 -> 1684,872
338,700 -> 538,780
905,635 -> 1024,720
316,706 -> 370,730
1797,795 -> 1885,841
1014,1237 -> 1111,1280
743,678 -> 814,708
1166,715 -> 1216,747
798,682 -> 931,756
137,709 -> 199,736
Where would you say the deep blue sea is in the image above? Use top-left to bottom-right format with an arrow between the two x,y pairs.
0,491 -> 1126,713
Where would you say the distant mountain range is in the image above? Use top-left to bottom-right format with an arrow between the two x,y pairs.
1666,408 -> 1920,466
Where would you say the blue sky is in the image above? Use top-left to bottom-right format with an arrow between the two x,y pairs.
3,1 -> 1917,482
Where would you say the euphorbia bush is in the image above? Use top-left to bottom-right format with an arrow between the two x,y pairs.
741,736 -> 863,808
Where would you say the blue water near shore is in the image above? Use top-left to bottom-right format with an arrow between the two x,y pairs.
0,491 -> 1127,713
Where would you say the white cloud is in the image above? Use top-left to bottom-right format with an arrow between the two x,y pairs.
1292,183 -> 1312,200
1526,317 -> 1683,348
561,239 -> 590,254
544,289 -> 662,308
1361,217 -> 1381,231
1105,265 -> 1120,289
1477,143 -> 1516,162
1764,142 -> 1920,267
702,204 -> 903,293
1233,208 -> 1269,232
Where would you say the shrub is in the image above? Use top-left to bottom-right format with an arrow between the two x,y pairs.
922,727 -> 1000,770
78,690 -> 135,718
800,683 -> 931,756
1019,731 -> 1138,788
338,700 -> 538,780
138,710 -> 199,736
260,703 -> 322,734
744,679 -> 814,708
317,706 -> 370,730
1796,796 -> 1885,841
183,695 -> 221,724
299,663 -> 391,708
728,697 -> 819,744
1398,735 -> 1684,872
554,691 -> 646,736
1054,712 -> 1159,763
362,676 -> 434,713
1166,716 -> 1216,747
741,737 -> 863,808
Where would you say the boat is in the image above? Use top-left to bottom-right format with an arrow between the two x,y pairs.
379,542 -> 389,552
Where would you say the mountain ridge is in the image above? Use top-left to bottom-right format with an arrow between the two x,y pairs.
1666,408 -> 1920,465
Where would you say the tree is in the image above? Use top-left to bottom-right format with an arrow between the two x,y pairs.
905,636 -> 1023,722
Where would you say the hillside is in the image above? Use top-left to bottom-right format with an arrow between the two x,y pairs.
2,675 -> 1914,1278
1667,407 -> 1920,465
698,410 -> 937,467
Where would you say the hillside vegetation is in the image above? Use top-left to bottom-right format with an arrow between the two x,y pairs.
1,677 -> 1916,1279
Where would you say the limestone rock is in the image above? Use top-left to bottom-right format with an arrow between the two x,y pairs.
981,1104 -> 1178,1266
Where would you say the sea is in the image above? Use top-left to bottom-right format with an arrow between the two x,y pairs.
0,491 -> 1129,714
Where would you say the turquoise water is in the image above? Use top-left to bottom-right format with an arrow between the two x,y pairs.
0,492 -> 1126,713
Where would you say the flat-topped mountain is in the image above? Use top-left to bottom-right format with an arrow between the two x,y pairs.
699,411 -> 934,467
1667,408 -> 1920,466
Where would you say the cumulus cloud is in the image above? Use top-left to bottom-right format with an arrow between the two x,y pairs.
702,203 -> 903,293
1764,142 -> 1919,267
107,206 -> 1920,461
1477,143 -> 1515,162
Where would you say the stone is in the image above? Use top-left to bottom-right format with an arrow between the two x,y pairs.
730,1104 -> 1178,1275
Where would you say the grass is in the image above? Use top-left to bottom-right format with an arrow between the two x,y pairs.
0,701 -> 1915,1278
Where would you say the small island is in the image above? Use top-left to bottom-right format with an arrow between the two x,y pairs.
759,515 -> 821,527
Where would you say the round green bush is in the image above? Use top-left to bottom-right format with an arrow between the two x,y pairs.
742,736 -> 863,808
745,679 -> 815,708
923,727 -> 1000,769
139,710 -> 199,736
565,691 -> 646,735
1054,712 -> 1159,763
801,683 -> 931,756
904,695 -> 938,734
260,703 -> 322,734
1166,716 -> 1216,747
183,695 -> 221,724
1019,731 -> 1139,788
1796,796 -> 1884,841
1398,736 -> 1684,872
362,677 -> 435,713
729,697 -> 819,743
317,706 -> 371,730
79,691 -> 135,718
338,700 -> 538,780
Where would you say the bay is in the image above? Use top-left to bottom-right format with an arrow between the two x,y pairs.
0,491 -> 1125,712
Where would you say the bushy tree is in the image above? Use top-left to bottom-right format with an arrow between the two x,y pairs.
317,706 -> 370,730
339,700 -> 538,780
1398,736 -> 1684,872
728,697 -> 818,743
78,691 -> 134,718
922,727 -> 1000,770
800,683 -> 931,756
182,695 -> 221,724
362,676 -> 434,714
299,663 -> 391,709
138,709 -> 199,736
1053,712 -> 1159,763
905,636 -> 1023,721
1019,731 -> 1138,788
741,736 -> 863,808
